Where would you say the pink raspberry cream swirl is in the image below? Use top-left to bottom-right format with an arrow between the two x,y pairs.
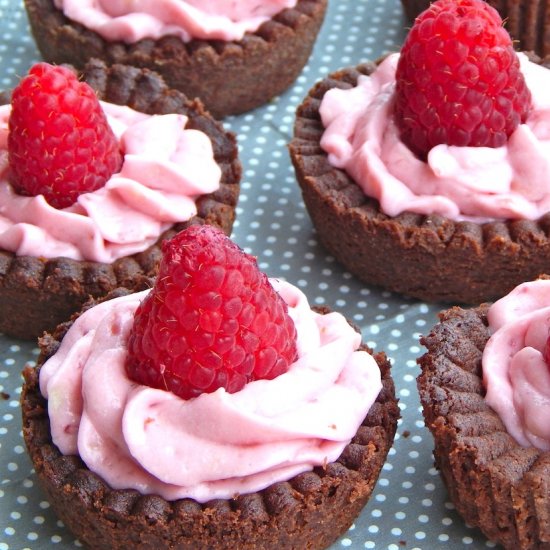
53,0 -> 298,43
320,53 -> 550,222
38,279 -> 382,503
0,102 -> 221,262
483,279 -> 550,451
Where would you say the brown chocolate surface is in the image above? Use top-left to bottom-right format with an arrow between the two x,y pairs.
24,0 -> 328,119
401,0 -> 550,58
0,59 -> 241,340
289,58 -> 550,304
417,304 -> 550,549
21,299 -> 399,550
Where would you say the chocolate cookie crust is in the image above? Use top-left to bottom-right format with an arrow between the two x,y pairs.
417,305 -> 550,549
24,0 -> 328,119
0,59 -> 241,340
289,57 -> 550,304
21,299 -> 399,550
401,0 -> 550,58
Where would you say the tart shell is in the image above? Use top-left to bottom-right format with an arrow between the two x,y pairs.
289,58 -> 550,304
417,304 -> 550,549
24,0 -> 328,119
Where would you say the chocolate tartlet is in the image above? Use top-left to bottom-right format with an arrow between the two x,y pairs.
417,305 -> 550,549
0,59 -> 241,340
289,57 -> 550,304
21,295 -> 399,550
24,0 -> 328,119
401,0 -> 550,58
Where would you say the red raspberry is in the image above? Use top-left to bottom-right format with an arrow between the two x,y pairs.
125,225 -> 298,400
8,63 -> 123,209
394,0 -> 532,159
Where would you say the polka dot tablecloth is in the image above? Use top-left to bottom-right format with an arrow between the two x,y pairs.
0,1 -> 501,549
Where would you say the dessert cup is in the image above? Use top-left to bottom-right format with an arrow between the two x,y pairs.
21,287 -> 399,550
24,0 -> 328,118
289,55 -> 550,304
417,291 -> 550,549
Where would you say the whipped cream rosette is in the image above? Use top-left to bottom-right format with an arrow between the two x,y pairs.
53,0 -> 298,43
320,53 -> 550,223
39,280 -> 384,501
483,279 -> 550,451
0,102 -> 221,262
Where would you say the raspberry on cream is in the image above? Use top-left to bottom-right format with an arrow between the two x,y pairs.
9,63 -> 123,209
125,225 -> 298,398
0,102 -> 221,262
483,279 -> 550,451
53,0 -> 297,43
320,53 -> 550,222
39,279 -> 382,503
